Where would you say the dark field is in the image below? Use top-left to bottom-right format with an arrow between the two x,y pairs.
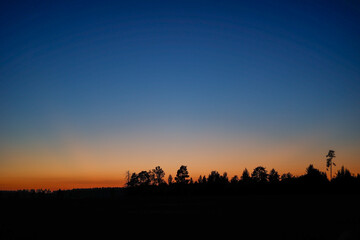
1,192 -> 359,239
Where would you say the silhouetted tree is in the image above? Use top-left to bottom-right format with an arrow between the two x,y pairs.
197,175 -> 205,184
125,170 -> 131,186
241,168 -> 251,183
138,171 -> 151,186
268,168 -> 280,183
175,165 -> 189,184
202,175 -> 207,184
333,166 -> 354,184
251,166 -> 268,183
168,174 -> 173,185
128,173 -> 139,187
151,166 -> 165,185
281,172 -> 295,183
127,171 -> 152,187
300,164 -> 328,184
221,172 -> 229,184
230,175 -> 239,184
326,150 -> 336,180
208,171 -> 221,184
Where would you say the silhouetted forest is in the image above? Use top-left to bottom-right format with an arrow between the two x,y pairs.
1,164 -> 360,200
1,163 -> 360,240
124,164 -> 360,196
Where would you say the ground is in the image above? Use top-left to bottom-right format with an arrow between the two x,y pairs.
1,193 -> 359,239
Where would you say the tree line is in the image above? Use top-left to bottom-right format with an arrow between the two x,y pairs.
2,164 -> 359,200
126,164 -> 360,188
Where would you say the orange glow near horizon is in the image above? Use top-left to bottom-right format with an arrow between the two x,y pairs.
1,130 -> 360,191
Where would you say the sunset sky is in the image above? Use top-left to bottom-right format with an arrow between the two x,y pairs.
1,1 -> 360,190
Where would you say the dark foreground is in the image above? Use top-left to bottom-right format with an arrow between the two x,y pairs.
1,192 -> 359,240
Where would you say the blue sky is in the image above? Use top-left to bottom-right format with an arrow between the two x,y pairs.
1,0 -> 360,189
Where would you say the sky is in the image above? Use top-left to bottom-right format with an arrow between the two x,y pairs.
1,0 -> 360,190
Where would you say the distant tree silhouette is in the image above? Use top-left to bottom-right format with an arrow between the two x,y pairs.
251,166 -> 268,183
240,168 -> 251,183
268,168 -> 280,183
197,175 -> 206,184
127,171 -> 151,187
335,166 -> 351,178
221,172 -> 229,184
208,171 -> 221,184
207,171 -> 229,184
168,174 -> 173,185
326,150 -> 336,180
125,170 -> 131,186
202,175 -> 207,184
175,165 -> 189,184
139,171 -> 151,185
189,178 -> 194,184
333,166 -> 355,184
230,175 -> 239,184
307,164 -> 326,176
280,172 -> 295,183
128,173 -> 139,187
151,166 -> 165,185
300,164 -> 328,184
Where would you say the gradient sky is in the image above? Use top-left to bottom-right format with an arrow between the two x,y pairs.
1,0 -> 360,190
